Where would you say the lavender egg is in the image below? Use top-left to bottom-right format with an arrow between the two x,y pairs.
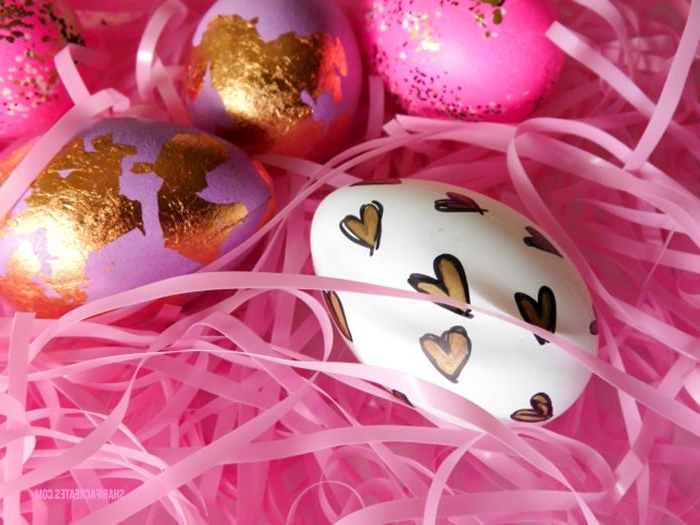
184,0 -> 362,160
0,117 -> 275,318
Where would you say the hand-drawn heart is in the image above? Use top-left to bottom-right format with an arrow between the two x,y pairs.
419,326 -> 472,383
434,192 -> 488,214
390,389 -> 413,407
589,319 -> 598,336
588,304 -> 598,335
514,285 -> 557,345
523,226 -> 562,257
322,290 -> 353,341
510,392 -> 554,423
408,254 -> 473,317
351,178 -> 402,186
339,200 -> 383,255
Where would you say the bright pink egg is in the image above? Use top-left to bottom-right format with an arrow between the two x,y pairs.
362,0 -> 564,122
0,1 -> 84,139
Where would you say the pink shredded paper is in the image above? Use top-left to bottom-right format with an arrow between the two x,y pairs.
1,0 -> 699,523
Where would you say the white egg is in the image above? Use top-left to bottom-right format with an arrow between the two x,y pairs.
310,179 -> 597,424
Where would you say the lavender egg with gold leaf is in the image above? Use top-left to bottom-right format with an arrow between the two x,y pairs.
0,0 -> 85,139
184,0 -> 362,160
0,117 -> 275,318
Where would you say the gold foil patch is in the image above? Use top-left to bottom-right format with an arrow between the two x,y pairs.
132,133 -> 248,265
186,14 -> 349,153
0,133 -> 143,316
0,131 -> 250,317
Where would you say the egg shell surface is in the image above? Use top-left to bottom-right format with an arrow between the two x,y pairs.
184,0 -> 362,160
0,1 -> 84,139
363,0 -> 564,122
310,179 -> 597,424
0,117 -> 274,318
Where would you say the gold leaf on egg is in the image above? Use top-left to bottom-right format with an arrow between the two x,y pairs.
131,133 -> 248,265
185,13 -> 349,153
0,133 -> 143,316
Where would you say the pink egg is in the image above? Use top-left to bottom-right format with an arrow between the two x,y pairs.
0,1 -> 84,140
362,0 -> 564,122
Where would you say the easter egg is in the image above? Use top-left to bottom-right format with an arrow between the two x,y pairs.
0,117 -> 275,318
362,0 -> 564,122
310,179 -> 597,423
184,0 -> 362,160
0,0 -> 84,139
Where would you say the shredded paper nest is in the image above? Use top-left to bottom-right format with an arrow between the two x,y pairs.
0,0 -> 699,523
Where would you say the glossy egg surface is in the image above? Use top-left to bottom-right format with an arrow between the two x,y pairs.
184,0 -> 362,160
362,0 -> 564,122
0,0 -> 84,139
0,117 -> 274,318
310,179 -> 597,423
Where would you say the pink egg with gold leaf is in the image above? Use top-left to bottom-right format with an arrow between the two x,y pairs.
0,0 -> 84,139
362,0 -> 564,122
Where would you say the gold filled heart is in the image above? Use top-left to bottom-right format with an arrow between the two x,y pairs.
390,389 -> 413,407
351,179 -> 402,187
408,254 -> 472,317
339,200 -> 383,255
510,392 -> 554,423
589,304 -> 598,335
434,192 -> 488,214
322,290 -> 352,341
523,226 -> 562,258
419,326 -> 471,383
514,285 -> 556,345
589,319 -> 598,336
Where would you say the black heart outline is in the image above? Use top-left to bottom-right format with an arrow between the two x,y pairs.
390,389 -> 413,407
510,392 -> 554,423
589,304 -> 598,336
434,192 -> 488,214
339,200 -> 383,256
589,319 -> 598,336
408,254 -> 473,318
419,325 -> 472,383
350,178 -> 402,187
322,290 -> 353,342
523,226 -> 562,258
514,285 -> 557,345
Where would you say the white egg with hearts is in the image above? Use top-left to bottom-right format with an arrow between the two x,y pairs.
310,179 -> 598,424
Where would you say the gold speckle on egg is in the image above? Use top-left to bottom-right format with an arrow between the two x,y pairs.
469,0 -> 506,38
185,14 -> 349,154
131,134 -> 248,265
0,1 -> 84,119
399,10 -> 441,53
0,5 -> 33,43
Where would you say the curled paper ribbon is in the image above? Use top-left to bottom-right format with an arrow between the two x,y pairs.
0,0 -> 698,524
0,89 -> 130,220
